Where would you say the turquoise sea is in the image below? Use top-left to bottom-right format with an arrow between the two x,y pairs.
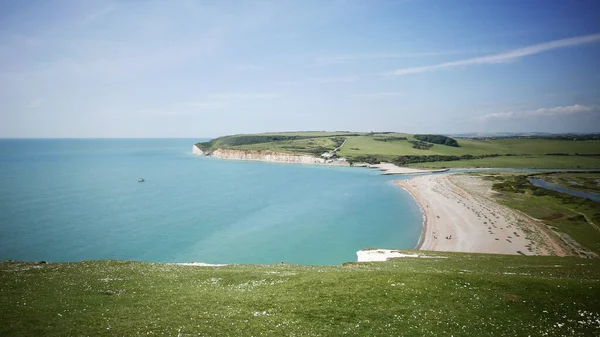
0,139 -> 422,265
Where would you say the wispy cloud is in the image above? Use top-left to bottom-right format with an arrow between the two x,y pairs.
353,92 -> 403,98
1,33 -> 42,48
316,75 -> 359,83
390,33 -> 600,76
140,100 -> 228,117
227,64 -> 263,72
315,51 -> 469,65
138,109 -> 185,117
183,101 -> 229,110
25,99 -> 42,108
477,104 -> 599,121
208,93 -> 279,99
80,4 -> 118,26
163,93 -> 279,115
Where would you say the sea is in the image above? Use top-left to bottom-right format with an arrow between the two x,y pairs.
0,139 -> 423,265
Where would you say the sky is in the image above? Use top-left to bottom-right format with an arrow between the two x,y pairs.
0,0 -> 599,138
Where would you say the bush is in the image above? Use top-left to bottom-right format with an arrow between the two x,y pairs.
373,136 -> 408,142
390,154 -> 501,166
532,188 -> 550,196
408,140 -> 433,150
567,214 -> 586,222
331,137 -> 345,148
414,134 -> 460,147
348,155 -> 385,164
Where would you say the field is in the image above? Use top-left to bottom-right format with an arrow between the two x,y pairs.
234,136 -> 341,154
406,155 -> 600,169
2,252 -> 599,336
484,173 -> 600,256
339,136 -> 600,157
195,132 -> 600,169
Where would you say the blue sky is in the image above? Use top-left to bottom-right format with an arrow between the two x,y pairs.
1,0 -> 599,137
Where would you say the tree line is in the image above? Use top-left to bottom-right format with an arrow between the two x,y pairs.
348,153 -> 502,165
408,140 -> 433,150
413,134 -> 460,147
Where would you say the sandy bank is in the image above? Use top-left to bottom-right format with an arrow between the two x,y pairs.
395,174 -> 566,256
368,163 -> 448,175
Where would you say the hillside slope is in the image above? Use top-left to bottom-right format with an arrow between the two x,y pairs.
1,252 -> 599,336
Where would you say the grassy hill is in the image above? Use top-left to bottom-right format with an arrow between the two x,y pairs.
2,252 -> 599,336
196,132 -> 600,168
340,136 -> 600,156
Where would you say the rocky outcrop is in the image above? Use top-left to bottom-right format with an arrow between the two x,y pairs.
356,249 -> 448,262
207,148 -> 350,166
211,149 -> 324,164
192,145 -> 205,155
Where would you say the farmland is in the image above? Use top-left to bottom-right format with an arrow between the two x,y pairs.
195,132 -> 600,168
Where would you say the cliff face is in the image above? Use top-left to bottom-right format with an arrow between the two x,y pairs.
211,149 -> 327,164
193,145 -> 349,166
208,148 -> 350,166
192,145 -> 205,155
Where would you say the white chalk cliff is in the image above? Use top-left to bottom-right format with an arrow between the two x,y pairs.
192,145 -> 349,166
192,145 -> 205,155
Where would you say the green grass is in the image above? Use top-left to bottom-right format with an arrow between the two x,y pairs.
486,173 -> 600,255
407,155 -> 600,169
2,252 -> 599,336
339,136 -> 600,157
259,131 -> 364,137
234,137 -> 338,154
196,132 -> 357,155
458,138 -> 600,155
339,135 -> 421,157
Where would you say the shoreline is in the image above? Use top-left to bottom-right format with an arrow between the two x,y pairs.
368,163 -> 449,175
195,146 -> 446,175
394,174 -> 566,255
193,144 -> 570,257
394,182 -> 427,250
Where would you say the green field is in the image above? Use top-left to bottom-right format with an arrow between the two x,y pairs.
234,136 -> 340,154
195,132 -> 600,169
339,136 -> 600,157
406,155 -> 600,169
2,252 -> 599,336
484,173 -> 600,256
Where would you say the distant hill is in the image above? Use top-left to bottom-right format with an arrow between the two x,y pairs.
196,131 -> 600,169
447,132 -> 600,139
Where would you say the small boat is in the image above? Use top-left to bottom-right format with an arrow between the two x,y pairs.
138,178 -> 145,182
